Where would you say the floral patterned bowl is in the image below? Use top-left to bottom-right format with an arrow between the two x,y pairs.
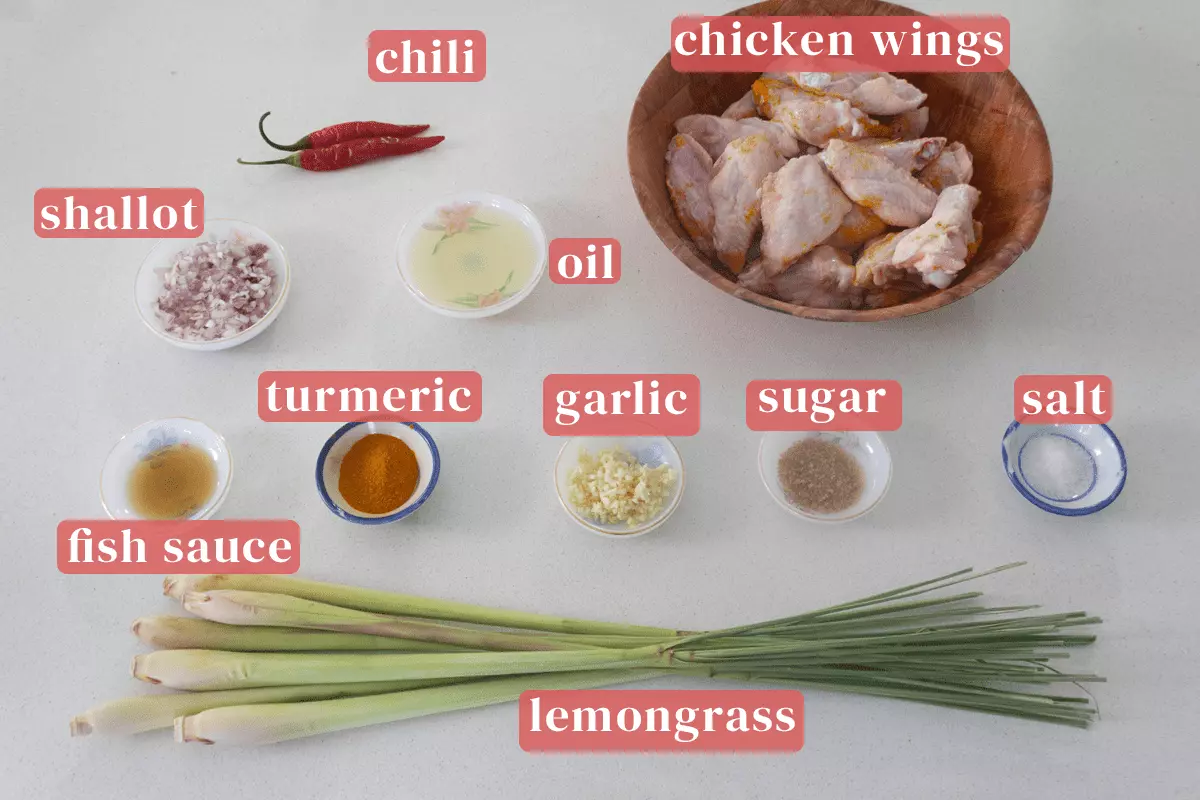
100,418 -> 232,520
395,192 -> 547,318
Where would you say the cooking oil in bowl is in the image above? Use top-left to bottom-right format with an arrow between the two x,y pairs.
398,194 -> 546,318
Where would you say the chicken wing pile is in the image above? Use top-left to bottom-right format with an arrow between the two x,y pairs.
664,71 -> 981,310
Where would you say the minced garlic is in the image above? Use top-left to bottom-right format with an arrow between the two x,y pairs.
567,447 -> 675,529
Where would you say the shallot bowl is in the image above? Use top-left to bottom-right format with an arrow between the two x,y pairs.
627,0 -> 1053,322
135,218 -> 291,351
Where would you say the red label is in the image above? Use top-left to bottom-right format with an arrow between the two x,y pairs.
746,380 -> 901,431
520,689 -> 804,752
549,239 -> 621,284
57,520 -> 299,575
1014,375 -> 1112,424
543,374 -> 700,436
259,371 -> 482,422
670,15 -> 1009,72
368,30 -> 485,81
34,188 -> 203,238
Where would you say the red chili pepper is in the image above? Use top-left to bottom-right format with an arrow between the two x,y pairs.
257,111 -> 430,151
237,135 -> 445,171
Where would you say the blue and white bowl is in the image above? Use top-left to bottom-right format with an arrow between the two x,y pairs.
100,417 -> 232,520
316,421 -> 440,524
1001,421 -> 1126,516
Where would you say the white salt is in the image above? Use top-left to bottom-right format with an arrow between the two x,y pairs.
1020,434 -> 1094,501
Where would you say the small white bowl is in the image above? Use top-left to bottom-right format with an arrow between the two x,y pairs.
316,421 -> 440,524
395,192 -> 547,319
758,431 -> 892,523
100,418 -> 232,520
135,218 -> 291,351
1001,422 -> 1127,516
553,436 -> 685,538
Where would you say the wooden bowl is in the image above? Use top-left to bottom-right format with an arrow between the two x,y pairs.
627,0 -> 1052,322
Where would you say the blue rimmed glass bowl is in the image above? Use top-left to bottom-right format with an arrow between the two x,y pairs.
316,421 -> 440,524
1001,421 -> 1126,516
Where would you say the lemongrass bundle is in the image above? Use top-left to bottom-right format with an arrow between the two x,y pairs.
75,564 -> 1105,745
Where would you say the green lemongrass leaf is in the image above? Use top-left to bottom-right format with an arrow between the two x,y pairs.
751,604 -> 1042,637
747,665 -> 1104,685
738,612 -> 1099,644
739,669 -> 1084,703
755,593 -> 990,633
732,676 -> 1095,727
749,564 -> 1029,633
676,624 -> 1079,660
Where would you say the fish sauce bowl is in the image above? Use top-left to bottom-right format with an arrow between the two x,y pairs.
100,417 -> 232,520
627,0 -> 1053,322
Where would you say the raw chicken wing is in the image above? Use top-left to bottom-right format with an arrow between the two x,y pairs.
738,247 -> 863,309
790,72 -> 927,115
710,134 -> 787,274
665,133 -> 716,257
919,142 -> 974,192
824,204 -> 888,251
760,155 -> 852,275
752,77 -> 885,147
892,184 -> 982,288
820,139 -> 938,227
675,114 -> 800,160
889,108 -> 929,140
722,91 -> 758,120
859,137 -> 946,173
853,231 -> 906,287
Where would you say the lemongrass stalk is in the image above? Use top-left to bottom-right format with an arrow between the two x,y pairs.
133,646 -> 669,691
182,590 -> 606,652
70,678 -> 463,736
133,616 -> 471,653
165,574 -> 680,637
175,669 -> 664,745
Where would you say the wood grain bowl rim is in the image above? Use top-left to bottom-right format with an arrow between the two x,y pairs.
626,0 -> 1053,322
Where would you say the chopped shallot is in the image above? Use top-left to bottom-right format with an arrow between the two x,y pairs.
155,239 -> 277,341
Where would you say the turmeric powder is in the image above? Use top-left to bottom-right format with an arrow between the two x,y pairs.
338,433 -> 419,514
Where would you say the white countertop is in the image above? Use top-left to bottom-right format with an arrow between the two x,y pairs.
2,1 -> 1197,797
